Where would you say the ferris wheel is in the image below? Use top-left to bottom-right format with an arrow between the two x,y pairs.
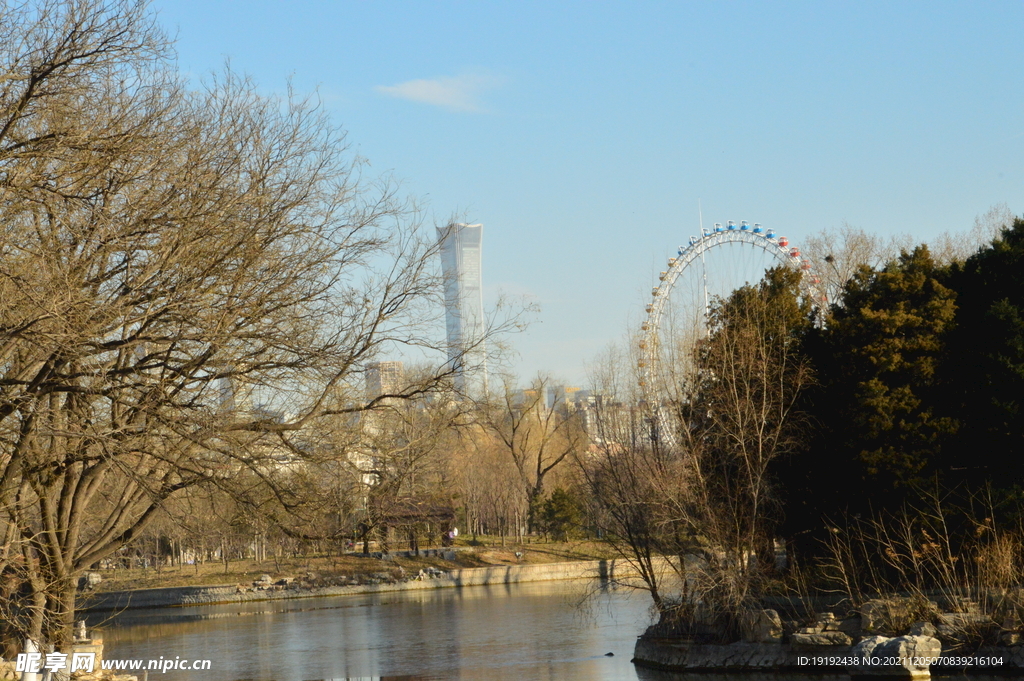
636,220 -> 824,443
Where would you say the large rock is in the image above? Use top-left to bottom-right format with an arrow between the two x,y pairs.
740,609 -> 783,643
909,621 -> 936,637
834,617 -> 863,637
849,634 -> 941,678
78,571 -> 102,590
791,631 -> 853,647
938,610 -> 990,627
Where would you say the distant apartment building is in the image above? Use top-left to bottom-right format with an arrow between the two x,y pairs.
547,385 -> 582,410
366,360 -> 405,400
510,388 -> 543,410
437,223 -> 487,397
363,360 -> 404,437
548,386 -> 603,437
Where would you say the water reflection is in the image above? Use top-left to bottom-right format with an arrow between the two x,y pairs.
90,580 -> 656,681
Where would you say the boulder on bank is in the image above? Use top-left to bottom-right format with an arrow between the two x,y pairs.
78,571 -> 103,590
791,631 -> 853,647
849,634 -> 941,678
909,621 -> 936,637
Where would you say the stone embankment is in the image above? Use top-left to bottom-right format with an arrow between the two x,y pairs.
81,557 -> 655,611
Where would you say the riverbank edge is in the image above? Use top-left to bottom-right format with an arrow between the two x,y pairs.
80,557 -> 663,611
632,638 -> 1024,675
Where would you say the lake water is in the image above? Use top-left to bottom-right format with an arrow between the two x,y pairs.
89,580 -> 660,680
86,583 -> 993,681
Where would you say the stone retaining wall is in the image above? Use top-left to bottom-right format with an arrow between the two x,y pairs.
80,583 -> 239,610
633,639 -> 813,671
633,638 -> 1024,675
81,557 -> 668,611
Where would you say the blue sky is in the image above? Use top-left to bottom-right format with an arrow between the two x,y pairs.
152,1 -> 1024,385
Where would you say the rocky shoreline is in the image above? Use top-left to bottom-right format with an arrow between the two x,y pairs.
634,636 -> 1024,676
633,605 -> 1024,676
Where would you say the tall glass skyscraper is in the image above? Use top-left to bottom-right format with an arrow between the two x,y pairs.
437,223 -> 487,396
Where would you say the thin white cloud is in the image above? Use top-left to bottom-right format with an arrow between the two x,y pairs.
375,73 -> 495,112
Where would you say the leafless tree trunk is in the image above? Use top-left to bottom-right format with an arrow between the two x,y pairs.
0,0 -> 520,649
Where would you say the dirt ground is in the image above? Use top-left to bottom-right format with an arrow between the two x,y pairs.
87,538 -> 618,593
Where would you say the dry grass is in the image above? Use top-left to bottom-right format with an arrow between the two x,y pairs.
818,496 -> 1024,647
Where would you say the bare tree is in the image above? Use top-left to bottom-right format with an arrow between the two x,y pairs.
453,432 -> 527,544
480,375 -> 587,532
577,423 -> 681,609
349,390 -> 464,555
668,270 -> 812,617
802,222 -> 912,307
801,206 -> 1015,307
929,202 -> 1014,264
580,268 -> 813,636
0,0 -> 506,650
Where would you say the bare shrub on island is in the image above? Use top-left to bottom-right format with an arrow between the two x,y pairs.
581,267 -> 814,640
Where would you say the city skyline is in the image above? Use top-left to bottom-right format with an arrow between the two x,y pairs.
152,1 -> 1024,384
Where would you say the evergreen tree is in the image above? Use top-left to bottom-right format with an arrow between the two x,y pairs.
803,246 -> 959,515
943,218 -> 1024,492
540,488 -> 583,541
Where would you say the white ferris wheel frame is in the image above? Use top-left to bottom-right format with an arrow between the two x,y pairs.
637,224 -> 824,438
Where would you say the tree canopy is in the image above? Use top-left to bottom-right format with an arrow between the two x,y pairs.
943,218 -> 1024,490
822,245 -> 959,491
0,0 -> 471,649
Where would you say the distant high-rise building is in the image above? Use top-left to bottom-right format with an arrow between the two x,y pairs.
437,223 -> 487,396
366,361 -> 405,400
363,360 -> 405,436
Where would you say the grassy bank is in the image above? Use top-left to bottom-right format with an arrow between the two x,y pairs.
85,539 -> 617,593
